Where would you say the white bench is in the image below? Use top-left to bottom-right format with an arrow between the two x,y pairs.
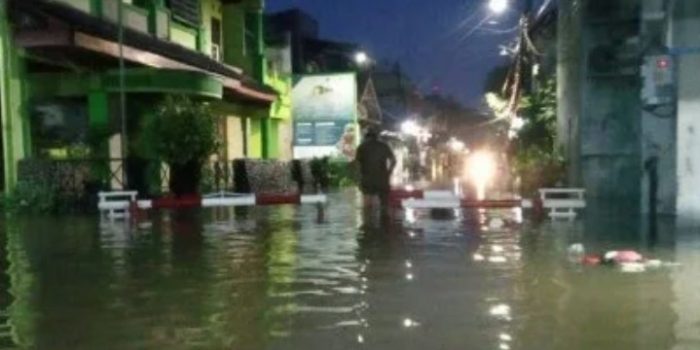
403,190 -> 461,209
539,188 -> 586,220
202,191 -> 254,207
98,191 -> 138,219
201,192 -> 328,207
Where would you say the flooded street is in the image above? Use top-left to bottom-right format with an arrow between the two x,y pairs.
1,192 -> 700,350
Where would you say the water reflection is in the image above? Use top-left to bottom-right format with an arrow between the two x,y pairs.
0,193 -> 698,349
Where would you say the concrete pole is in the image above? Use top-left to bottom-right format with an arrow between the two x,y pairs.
0,0 -> 10,191
118,0 -> 128,188
556,0 -> 583,186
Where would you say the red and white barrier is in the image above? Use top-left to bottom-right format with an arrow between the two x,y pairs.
99,191 -> 326,220
390,189 -> 532,210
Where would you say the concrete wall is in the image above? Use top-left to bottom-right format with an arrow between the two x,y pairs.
557,0 -> 584,187
579,0 -> 642,200
672,0 -> 700,217
639,0 -> 677,215
640,108 -> 676,214
277,120 -> 293,160
676,55 -> 700,216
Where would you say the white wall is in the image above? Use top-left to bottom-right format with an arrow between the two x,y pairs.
676,55 -> 700,217
673,1 -> 700,217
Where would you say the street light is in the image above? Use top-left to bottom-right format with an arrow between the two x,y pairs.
489,0 -> 508,14
401,120 -> 421,136
354,51 -> 369,65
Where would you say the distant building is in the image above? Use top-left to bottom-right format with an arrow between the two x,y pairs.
267,7 -> 382,149
370,62 -> 420,130
265,8 -> 319,74
266,9 -> 362,74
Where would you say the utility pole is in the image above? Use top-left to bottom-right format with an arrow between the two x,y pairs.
556,0 -> 583,186
118,0 -> 128,188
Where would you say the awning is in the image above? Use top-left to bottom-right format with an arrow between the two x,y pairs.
10,0 -> 276,103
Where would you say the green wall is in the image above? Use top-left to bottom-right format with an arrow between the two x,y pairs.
248,118 -> 263,158
30,69 -> 223,99
265,70 -> 291,121
1,3 -> 29,191
169,22 -> 198,50
222,0 -> 264,78
266,119 -> 279,158
200,0 -> 223,58
262,43 -> 292,158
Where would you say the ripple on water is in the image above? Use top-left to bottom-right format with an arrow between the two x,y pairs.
1,196 -> 699,349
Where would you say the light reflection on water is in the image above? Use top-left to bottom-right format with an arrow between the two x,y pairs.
0,192 -> 699,349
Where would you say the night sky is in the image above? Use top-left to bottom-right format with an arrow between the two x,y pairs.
267,0 -> 547,108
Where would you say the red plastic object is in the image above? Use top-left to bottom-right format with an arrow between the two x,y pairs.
152,194 -> 202,209
389,189 -> 424,207
613,250 -> 644,263
582,255 -> 602,266
255,193 -> 301,205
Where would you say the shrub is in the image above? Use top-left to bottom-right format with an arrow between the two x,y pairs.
142,96 -> 220,195
326,158 -> 357,188
5,179 -> 58,214
512,147 -> 566,197
508,79 -> 567,195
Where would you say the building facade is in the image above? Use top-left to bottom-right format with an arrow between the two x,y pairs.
0,0 -> 292,194
554,0 -> 700,217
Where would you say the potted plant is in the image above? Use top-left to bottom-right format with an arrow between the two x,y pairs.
147,95 -> 219,196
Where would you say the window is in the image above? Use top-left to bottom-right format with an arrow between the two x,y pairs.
167,0 -> 200,27
31,99 -> 89,158
211,18 -> 222,61
211,18 -> 222,46
244,13 -> 259,56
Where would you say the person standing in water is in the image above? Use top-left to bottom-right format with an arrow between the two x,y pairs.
355,128 -> 396,213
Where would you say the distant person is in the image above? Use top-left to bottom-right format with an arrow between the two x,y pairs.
355,128 -> 396,213
336,124 -> 357,160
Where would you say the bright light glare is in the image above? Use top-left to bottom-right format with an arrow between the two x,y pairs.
406,209 -> 416,224
511,116 -> 525,130
448,137 -> 466,152
401,120 -> 421,136
466,151 -> 497,200
489,0 -> 508,14
355,51 -> 369,65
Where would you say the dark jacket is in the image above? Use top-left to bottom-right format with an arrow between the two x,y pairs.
355,138 -> 396,192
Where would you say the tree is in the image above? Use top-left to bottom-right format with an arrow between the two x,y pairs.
509,80 -> 565,195
145,96 -> 219,195
483,64 -> 511,95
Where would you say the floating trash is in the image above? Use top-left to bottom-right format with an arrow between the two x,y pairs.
620,262 -> 646,273
488,256 -> 507,264
402,318 -> 420,328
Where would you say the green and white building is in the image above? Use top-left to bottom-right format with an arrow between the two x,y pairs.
0,0 -> 292,194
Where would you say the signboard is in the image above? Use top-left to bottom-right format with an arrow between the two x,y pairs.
292,73 -> 357,159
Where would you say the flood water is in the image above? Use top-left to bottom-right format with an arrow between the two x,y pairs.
1,191 -> 699,350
